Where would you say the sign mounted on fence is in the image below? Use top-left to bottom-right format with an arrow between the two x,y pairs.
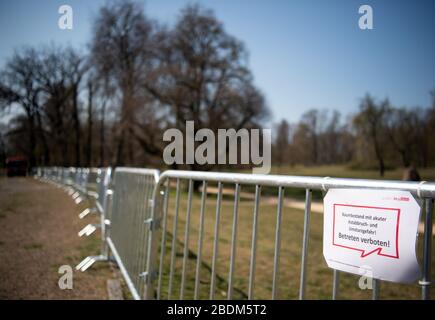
323,189 -> 421,283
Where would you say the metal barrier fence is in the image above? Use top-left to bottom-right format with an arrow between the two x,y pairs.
106,168 -> 159,300
35,167 -> 435,300
76,167 -> 113,271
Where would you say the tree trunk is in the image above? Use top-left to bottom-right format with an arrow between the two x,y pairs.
72,84 -> 81,167
35,110 -> 50,165
400,150 -> 410,168
375,148 -> 385,177
312,133 -> 318,165
86,81 -> 93,167
373,139 -> 385,177
27,115 -> 36,171
99,101 -> 106,167
378,156 -> 385,177
114,127 -> 125,167
0,134 -> 6,166
61,142 -> 69,167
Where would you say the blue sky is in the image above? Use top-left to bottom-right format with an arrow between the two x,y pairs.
0,0 -> 434,124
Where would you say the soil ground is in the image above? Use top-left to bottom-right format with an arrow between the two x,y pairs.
0,177 -> 113,299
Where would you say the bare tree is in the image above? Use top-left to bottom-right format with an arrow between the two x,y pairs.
423,89 -> 435,167
353,95 -> 389,176
86,77 -> 94,166
34,45 -> 85,166
274,119 -> 290,167
0,124 -> 7,166
0,48 -> 42,169
386,107 -> 421,167
91,0 -> 155,166
142,4 -> 269,172
298,109 -> 323,164
64,48 -> 87,167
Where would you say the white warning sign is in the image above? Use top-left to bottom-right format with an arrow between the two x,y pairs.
323,189 -> 421,283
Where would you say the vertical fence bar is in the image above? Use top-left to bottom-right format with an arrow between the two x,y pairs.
157,180 -> 170,300
272,186 -> 285,300
180,179 -> 194,299
138,175 -> 152,296
210,182 -> 223,299
194,181 -> 208,300
332,270 -> 340,300
421,198 -> 433,300
372,279 -> 380,300
136,175 -> 146,294
138,175 -> 148,293
129,175 -> 137,281
122,174 -> 132,281
144,171 -> 164,300
227,183 -> 241,300
299,188 -> 312,300
132,175 -> 140,284
102,189 -> 113,259
168,178 -> 181,299
248,185 -> 262,299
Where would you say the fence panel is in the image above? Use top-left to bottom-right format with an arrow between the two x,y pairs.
107,167 -> 159,300
144,170 -> 435,300
35,167 -> 435,300
75,167 -> 113,271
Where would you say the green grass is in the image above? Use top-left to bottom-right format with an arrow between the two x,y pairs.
269,164 -> 435,182
156,182 -> 434,300
240,164 -> 435,200
23,243 -> 43,250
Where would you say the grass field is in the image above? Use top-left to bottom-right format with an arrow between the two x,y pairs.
269,164 -> 435,181
236,164 -> 435,201
157,171 -> 435,300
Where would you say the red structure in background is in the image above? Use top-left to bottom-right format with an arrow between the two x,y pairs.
5,156 -> 28,177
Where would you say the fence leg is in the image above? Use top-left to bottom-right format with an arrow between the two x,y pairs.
332,270 -> 340,300
157,180 -> 170,300
421,198 -> 433,300
271,186 -> 284,300
101,190 -> 113,259
372,278 -> 380,300
248,185 -> 261,300
144,180 -> 166,300
299,189 -> 312,300
180,179 -> 194,299
227,183 -> 240,300
167,179 -> 181,299
210,182 -> 223,300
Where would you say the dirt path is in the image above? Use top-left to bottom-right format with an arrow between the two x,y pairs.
0,177 -> 112,299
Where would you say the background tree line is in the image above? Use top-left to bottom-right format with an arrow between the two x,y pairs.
273,92 -> 435,176
0,1 -> 268,171
0,1 -> 434,177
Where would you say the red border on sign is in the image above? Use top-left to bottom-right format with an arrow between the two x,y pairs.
332,204 -> 400,259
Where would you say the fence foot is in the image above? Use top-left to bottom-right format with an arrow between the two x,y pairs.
76,255 -> 107,272
78,223 -> 100,237
79,208 -> 97,219
75,196 -> 84,204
